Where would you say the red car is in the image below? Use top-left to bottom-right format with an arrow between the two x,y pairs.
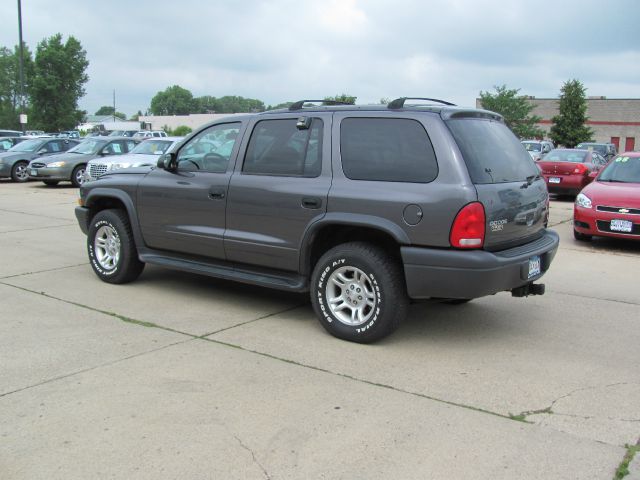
537,148 -> 608,196
574,152 -> 640,242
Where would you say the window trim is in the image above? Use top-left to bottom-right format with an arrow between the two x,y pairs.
175,121 -> 242,174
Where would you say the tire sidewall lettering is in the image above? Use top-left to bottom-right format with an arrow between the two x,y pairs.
89,219 -> 120,277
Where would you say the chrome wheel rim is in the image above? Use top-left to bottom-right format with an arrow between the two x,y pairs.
326,266 -> 377,326
94,225 -> 120,270
75,168 -> 86,185
15,163 -> 28,181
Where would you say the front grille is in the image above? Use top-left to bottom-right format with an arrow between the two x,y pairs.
88,163 -> 108,180
596,220 -> 640,236
31,162 -> 46,168
596,205 -> 640,215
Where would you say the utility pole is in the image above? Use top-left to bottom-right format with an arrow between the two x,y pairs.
113,89 -> 116,122
17,0 -> 26,134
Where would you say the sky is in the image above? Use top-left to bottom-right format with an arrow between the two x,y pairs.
2,0 -> 639,117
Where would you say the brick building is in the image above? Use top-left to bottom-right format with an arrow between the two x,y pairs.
476,97 -> 640,151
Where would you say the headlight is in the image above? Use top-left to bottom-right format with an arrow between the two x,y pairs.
47,161 -> 66,168
576,193 -> 592,209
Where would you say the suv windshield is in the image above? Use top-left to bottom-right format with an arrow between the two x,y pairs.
598,156 -> 640,183
446,118 -> 538,184
69,139 -> 105,154
131,140 -> 173,155
8,139 -> 46,152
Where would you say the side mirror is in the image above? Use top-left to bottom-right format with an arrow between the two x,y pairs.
38,148 -> 47,154
157,152 -> 177,171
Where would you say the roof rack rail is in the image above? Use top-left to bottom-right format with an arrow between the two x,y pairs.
288,99 -> 353,111
387,97 -> 456,109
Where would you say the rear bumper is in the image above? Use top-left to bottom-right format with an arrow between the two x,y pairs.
543,174 -> 590,194
401,230 -> 559,299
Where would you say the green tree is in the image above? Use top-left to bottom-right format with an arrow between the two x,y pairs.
30,34 -> 89,131
479,85 -> 543,139
266,101 -> 293,111
0,44 -> 34,129
324,93 -> 357,105
150,85 -> 195,115
95,105 -> 125,120
549,79 -> 594,148
171,125 -> 192,136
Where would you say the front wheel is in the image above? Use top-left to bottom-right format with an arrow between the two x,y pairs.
71,164 -> 86,187
87,209 -> 144,284
310,242 -> 408,343
11,161 -> 29,182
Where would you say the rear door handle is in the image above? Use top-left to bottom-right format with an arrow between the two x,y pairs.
209,188 -> 226,200
302,197 -> 322,209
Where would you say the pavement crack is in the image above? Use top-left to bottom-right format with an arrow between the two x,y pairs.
0,223 -> 76,234
614,438 -> 640,480
551,290 -> 640,307
199,303 -> 308,338
0,338 -> 194,399
0,207 -> 70,222
0,281 -> 196,338
199,336 -> 515,422
0,263 -> 88,280
232,434 -> 271,480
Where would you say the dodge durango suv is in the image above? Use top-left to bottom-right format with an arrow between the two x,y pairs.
75,97 -> 559,343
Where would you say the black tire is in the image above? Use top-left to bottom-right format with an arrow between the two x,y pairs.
43,180 -> 59,186
11,160 -> 29,182
573,229 -> 592,242
310,242 -> 408,343
71,164 -> 86,187
87,209 -> 144,284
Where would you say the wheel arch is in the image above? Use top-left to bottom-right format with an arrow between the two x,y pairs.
300,214 -> 409,277
84,188 -> 144,247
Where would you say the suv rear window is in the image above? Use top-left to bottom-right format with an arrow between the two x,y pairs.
446,118 -> 538,184
340,118 -> 438,183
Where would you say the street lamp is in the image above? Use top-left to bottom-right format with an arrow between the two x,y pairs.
17,0 -> 26,133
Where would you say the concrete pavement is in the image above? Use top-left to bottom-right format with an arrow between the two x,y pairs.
1,181 -> 638,479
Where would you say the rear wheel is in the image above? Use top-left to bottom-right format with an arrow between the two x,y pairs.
87,209 -> 144,284
310,242 -> 408,343
573,229 -> 592,242
11,161 -> 29,182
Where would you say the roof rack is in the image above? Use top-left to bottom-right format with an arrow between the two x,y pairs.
387,97 -> 456,109
288,99 -> 354,111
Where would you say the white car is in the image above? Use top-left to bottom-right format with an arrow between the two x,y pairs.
132,130 -> 168,139
522,140 -> 554,162
85,136 -> 183,181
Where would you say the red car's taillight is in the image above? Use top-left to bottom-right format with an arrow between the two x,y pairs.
574,164 -> 588,174
450,202 -> 485,249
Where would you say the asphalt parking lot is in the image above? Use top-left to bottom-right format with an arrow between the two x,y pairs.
1,180 -> 639,479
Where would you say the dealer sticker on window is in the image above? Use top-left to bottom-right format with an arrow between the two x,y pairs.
528,255 -> 541,279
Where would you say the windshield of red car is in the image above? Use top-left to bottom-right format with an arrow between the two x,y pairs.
598,156 -> 640,183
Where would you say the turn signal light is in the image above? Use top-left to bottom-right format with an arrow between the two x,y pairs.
450,202 -> 485,249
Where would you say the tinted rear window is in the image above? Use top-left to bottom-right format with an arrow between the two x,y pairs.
446,118 -> 538,184
543,149 -> 587,163
340,118 -> 438,183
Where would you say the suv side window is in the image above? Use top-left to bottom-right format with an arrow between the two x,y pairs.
177,122 -> 241,173
340,118 -> 438,183
242,118 -> 323,177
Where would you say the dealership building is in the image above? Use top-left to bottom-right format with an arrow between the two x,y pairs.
477,97 -> 640,152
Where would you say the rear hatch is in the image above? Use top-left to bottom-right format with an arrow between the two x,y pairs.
444,112 -> 548,251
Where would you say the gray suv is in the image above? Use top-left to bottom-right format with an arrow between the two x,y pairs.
75,98 -> 559,343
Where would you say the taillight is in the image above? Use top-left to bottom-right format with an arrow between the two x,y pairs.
450,202 -> 485,249
573,164 -> 588,174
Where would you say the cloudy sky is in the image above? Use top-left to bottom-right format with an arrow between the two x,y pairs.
2,0 -> 639,117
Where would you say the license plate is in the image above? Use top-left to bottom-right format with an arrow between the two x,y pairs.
549,177 -> 561,184
610,219 -> 633,233
30,169 -> 37,176
528,256 -> 541,279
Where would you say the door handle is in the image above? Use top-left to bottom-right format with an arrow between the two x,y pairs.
302,197 -> 322,209
209,188 -> 226,200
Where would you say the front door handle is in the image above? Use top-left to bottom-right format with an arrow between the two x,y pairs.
209,188 -> 226,200
302,197 -> 322,209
